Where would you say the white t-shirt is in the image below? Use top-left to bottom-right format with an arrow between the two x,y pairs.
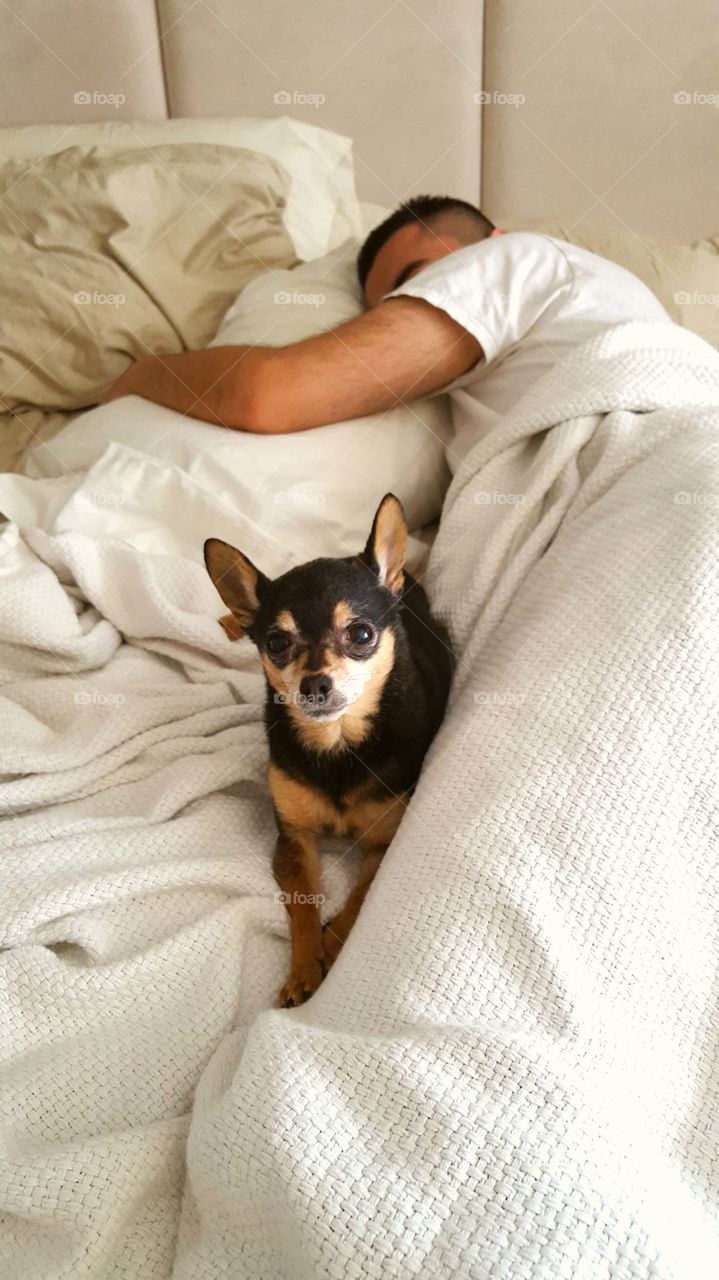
387,232 -> 671,470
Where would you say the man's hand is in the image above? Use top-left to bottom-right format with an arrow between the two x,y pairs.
98,297 -> 482,433
98,346 -> 267,427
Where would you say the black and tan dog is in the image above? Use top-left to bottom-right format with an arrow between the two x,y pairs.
204,494 -> 453,1007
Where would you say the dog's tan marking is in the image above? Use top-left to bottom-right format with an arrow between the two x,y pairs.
270,766 -> 408,1001
271,762 -> 406,983
219,613 -> 245,641
292,648 -> 321,679
288,630 -> 396,753
289,714 -> 348,753
272,826 -> 324,1007
332,600 -> 354,631
347,628 -> 395,720
317,648 -> 348,678
275,609 -> 298,635
270,765 -> 341,833
261,653 -> 291,701
344,792 -> 407,845
294,645 -> 355,682
261,612 -> 300,697
269,764 -> 408,842
262,643 -> 331,707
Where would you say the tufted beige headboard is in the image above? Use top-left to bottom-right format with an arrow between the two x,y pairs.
1,1 -> 716,240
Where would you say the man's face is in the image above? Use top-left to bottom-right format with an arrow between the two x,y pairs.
363,223 -> 466,309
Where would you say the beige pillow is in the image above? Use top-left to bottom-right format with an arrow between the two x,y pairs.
0,118 -> 361,262
505,218 -> 719,351
0,143 -> 297,413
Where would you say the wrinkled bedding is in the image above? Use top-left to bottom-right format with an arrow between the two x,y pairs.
1,320 -> 718,1278
0,408 -> 75,476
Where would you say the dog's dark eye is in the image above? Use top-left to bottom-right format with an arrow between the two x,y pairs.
346,623 -> 374,648
267,632 -> 291,655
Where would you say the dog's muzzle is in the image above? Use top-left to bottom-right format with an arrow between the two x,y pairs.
297,673 -> 347,720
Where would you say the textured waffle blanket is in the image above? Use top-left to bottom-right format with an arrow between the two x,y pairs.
1,321 -> 718,1279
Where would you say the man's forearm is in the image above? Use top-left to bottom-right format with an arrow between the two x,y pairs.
99,298 -> 482,433
100,346 -> 265,426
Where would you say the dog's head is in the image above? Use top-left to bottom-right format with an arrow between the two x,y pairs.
204,494 -> 407,731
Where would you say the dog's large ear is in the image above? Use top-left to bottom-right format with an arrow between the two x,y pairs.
362,494 -> 407,594
203,538 -> 267,640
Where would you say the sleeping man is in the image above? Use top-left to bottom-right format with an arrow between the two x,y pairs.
101,194 -> 672,469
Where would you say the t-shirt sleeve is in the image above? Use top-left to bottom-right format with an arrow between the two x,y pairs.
384,233 -> 574,373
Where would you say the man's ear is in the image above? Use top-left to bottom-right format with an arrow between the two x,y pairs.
203,538 -> 267,640
362,493 -> 407,594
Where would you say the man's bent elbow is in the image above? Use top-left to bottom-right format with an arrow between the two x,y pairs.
218,352 -> 280,433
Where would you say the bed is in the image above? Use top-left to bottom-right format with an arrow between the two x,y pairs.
1,4 -> 718,1279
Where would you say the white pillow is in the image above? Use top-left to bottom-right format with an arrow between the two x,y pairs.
359,201 -> 392,236
0,116 -> 360,262
25,245 -> 452,571
209,242 -> 453,536
211,239 -> 364,344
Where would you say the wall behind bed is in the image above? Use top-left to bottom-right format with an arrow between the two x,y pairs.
481,0 -> 719,241
0,0 -> 483,207
0,1 -> 716,240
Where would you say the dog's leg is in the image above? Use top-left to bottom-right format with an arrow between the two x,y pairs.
323,842 -> 387,968
273,826 -> 325,1007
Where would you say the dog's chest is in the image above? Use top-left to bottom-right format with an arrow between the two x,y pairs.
269,763 -> 407,846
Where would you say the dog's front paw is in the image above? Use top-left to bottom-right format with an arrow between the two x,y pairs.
278,956 -> 325,1008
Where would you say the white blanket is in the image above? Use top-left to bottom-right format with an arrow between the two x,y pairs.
1,321 -> 718,1279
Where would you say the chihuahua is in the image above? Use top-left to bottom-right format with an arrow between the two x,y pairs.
204,494 -> 453,1007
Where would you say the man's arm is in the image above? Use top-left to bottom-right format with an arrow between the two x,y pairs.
99,297 -> 482,433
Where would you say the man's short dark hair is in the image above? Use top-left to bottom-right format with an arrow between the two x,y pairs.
357,195 -> 495,290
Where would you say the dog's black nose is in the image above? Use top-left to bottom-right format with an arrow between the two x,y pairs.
300,673 -> 333,703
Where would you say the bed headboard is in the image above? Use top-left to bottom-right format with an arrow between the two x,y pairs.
481,0 -> 719,241
1,1 -> 716,240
